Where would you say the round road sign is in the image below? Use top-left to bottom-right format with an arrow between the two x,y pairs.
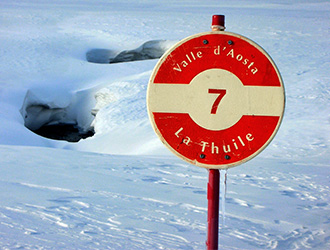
147,31 -> 285,169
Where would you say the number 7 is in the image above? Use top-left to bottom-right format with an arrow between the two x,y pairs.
208,89 -> 227,114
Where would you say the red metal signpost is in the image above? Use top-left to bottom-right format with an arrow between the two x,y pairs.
147,15 -> 285,250
207,15 -> 224,250
207,168 -> 220,250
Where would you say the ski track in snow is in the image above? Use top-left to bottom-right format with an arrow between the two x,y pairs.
0,146 -> 207,250
0,146 -> 329,249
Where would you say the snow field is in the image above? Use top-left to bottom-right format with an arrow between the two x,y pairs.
0,146 -> 329,249
0,0 -> 329,249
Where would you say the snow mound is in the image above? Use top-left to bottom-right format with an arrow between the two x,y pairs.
20,89 -> 95,142
86,40 -> 176,64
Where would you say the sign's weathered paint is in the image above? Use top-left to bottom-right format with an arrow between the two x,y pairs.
147,31 -> 285,169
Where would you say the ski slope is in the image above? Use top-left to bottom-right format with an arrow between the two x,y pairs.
0,0 -> 329,249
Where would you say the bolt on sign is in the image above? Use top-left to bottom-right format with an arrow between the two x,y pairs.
147,31 -> 285,169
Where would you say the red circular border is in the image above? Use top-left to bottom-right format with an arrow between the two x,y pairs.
148,32 -> 284,169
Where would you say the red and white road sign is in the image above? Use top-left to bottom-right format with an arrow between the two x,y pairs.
147,31 -> 285,169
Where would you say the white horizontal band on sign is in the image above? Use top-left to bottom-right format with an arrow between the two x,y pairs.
148,69 -> 284,131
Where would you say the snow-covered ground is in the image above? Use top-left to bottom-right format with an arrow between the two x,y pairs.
0,0 -> 329,249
